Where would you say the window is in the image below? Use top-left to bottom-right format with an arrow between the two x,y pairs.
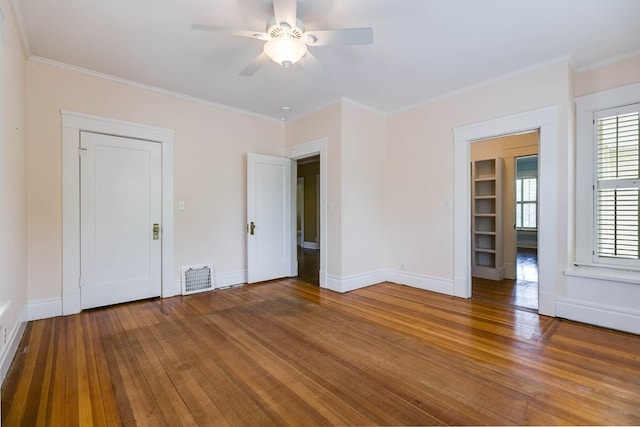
575,82 -> 640,271
516,176 -> 537,229
594,106 -> 639,262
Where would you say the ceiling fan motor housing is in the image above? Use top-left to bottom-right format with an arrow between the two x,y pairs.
266,17 -> 305,40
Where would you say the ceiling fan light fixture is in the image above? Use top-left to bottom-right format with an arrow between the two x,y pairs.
263,37 -> 307,67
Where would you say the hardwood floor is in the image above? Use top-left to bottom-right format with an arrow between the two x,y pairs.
3,279 -> 640,426
473,249 -> 539,310
297,246 -> 319,285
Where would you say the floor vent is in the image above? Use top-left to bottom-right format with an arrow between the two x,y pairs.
181,264 -> 214,295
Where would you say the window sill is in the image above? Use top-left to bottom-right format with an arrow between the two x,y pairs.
566,263 -> 640,285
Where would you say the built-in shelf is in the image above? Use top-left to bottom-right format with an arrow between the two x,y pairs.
471,157 -> 504,281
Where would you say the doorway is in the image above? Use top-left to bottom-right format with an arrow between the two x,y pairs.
61,111 -> 175,316
295,155 -> 320,285
470,132 -> 539,310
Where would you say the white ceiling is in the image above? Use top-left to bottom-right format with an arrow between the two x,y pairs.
12,0 -> 640,120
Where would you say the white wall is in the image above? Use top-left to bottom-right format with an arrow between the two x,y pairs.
0,0 -> 28,383
339,101 -> 386,289
26,59 -> 284,314
385,60 -> 573,298
286,103 -> 343,282
285,101 -> 386,292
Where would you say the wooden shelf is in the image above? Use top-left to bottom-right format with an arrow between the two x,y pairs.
471,157 -> 504,281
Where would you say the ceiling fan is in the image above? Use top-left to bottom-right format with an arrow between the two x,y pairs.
192,0 -> 373,76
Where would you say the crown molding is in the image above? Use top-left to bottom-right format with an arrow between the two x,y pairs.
576,49 -> 640,73
388,54 -> 573,116
28,56 -> 282,123
8,0 -> 29,57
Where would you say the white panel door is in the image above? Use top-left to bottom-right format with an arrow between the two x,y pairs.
247,153 -> 292,283
80,131 -> 162,309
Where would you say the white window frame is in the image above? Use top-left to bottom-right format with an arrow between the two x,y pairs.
515,175 -> 538,230
575,82 -> 640,272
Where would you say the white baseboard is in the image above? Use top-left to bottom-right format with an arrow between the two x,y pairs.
174,270 -> 247,295
538,291 -> 556,317
302,241 -> 319,250
386,269 -> 455,295
556,297 -> 640,335
163,276 -> 180,298
326,270 -> 387,293
28,297 -> 62,321
1,305 -> 27,386
504,262 -> 515,280
324,269 -> 454,295
215,270 -> 247,288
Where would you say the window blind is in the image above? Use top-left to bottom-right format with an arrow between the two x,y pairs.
516,177 -> 537,229
595,108 -> 640,261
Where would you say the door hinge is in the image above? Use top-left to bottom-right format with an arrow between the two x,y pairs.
79,278 -> 86,288
78,147 -> 87,157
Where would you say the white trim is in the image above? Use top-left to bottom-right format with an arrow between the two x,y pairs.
34,57 -> 280,123
386,270 -> 455,295
575,82 -> 640,269
288,99 -> 342,122
8,0 -> 30,57
178,270 -> 247,292
325,270 -> 386,293
0,4 -> 6,45
556,297 -> 640,335
215,270 -> 248,288
302,241 -> 318,250
61,110 -> 175,140
453,106 -> 558,316
61,110 -> 175,315
1,305 -> 27,386
576,50 -> 640,73
286,138 -> 328,288
341,97 -> 386,116
340,270 -> 386,293
565,266 -> 640,285
321,269 -> 455,295
575,82 -> 640,113
28,297 -> 62,320
297,177 -> 304,246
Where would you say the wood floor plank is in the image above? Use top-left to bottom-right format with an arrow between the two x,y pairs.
3,280 -> 640,426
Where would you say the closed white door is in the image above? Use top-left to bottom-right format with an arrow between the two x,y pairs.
80,131 -> 162,309
247,153 -> 292,283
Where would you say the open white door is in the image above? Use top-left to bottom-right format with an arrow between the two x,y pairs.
247,153 -> 292,283
80,131 -> 162,309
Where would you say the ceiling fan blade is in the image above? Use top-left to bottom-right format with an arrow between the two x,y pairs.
299,51 -> 331,81
305,28 -> 373,46
272,0 -> 297,27
239,52 -> 271,76
191,24 -> 268,40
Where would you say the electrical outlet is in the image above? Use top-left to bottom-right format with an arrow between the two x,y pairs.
400,262 -> 406,271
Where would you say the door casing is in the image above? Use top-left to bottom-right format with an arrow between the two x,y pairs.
453,106 -> 558,317
62,110 -> 175,315
286,138 -> 328,288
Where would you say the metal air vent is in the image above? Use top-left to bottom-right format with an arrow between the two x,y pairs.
181,264 -> 214,295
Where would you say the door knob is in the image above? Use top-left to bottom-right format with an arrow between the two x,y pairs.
153,223 -> 160,240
